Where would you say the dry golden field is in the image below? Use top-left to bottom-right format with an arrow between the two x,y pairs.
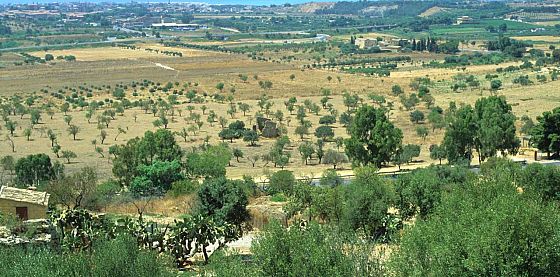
29,46 -> 211,61
534,21 -> 560,26
2,39 -> 560,219
2,41 -> 560,185
511,35 -> 560,43
418,6 -> 449,18
0,46 -> 295,96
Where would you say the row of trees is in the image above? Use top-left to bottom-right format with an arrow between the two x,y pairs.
438,96 -> 519,164
340,95 -> 530,168
0,153 -> 65,186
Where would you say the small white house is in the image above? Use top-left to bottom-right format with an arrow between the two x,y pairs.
0,186 -> 50,220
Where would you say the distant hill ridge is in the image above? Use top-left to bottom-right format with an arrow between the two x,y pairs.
299,2 -> 335,13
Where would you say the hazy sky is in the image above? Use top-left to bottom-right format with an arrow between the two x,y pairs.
1,0 -> 353,5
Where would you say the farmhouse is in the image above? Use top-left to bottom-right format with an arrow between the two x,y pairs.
388,38 -> 409,46
355,38 -> 379,49
456,16 -> 475,25
355,37 -> 407,52
0,186 -> 50,221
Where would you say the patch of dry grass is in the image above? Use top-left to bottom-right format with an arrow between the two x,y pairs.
104,194 -> 195,219
419,6 -> 449,18
511,36 -> 560,43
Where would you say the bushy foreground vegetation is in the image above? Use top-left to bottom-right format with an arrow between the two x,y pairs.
203,222 -> 385,277
4,159 -> 560,276
0,236 -> 173,277
201,159 -> 560,276
392,159 -> 560,276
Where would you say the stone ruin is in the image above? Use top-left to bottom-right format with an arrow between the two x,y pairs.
0,219 -> 52,246
256,117 -> 279,138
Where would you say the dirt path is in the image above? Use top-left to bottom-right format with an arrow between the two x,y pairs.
153,62 -> 176,71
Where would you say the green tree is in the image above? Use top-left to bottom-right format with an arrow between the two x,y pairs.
5,120 -> 16,136
95,146 -> 104,158
409,110 -> 425,124
216,82 -> 225,92
490,79 -> 502,91
400,94 -> 419,111
52,144 -> 61,158
343,166 -> 393,240
47,129 -> 57,147
258,80 -> 273,90
68,124 -> 80,140
30,109 -> 41,125
427,109 -> 445,131
130,160 -> 182,196
1,155 -> 15,174
314,125 -> 334,141
442,105 -> 476,164
15,153 -> 54,185
218,116 -> 228,129
294,121 -> 310,140
243,130 -> 259,146
316,139 -> 325,164
393,144 -> 421,170
60,102 -> 70,115
238,103 -> 251,116
473,96 -> 519,162
100,130 -> 107,144
47,166 -> 99,209
112,88 -> 125,99
319,169 -> 343,188
319,115 -> 336,125
345,105 -> 403,167
196,177 -> 250,229
23,127 -> 32,141
111,129 -> 183,184
520,163 -> 560,202
63,115 -> 72,126
85,109 -> 94,123
246,155 -> 259,168
342,92 -> 359,111
418,85 -> 430,96
322,149 -> 349,169
233,148 -> 244,163
61,150 -> 77,164
395,165 -> 472,220
520,115 -> 534,135
530,107 -> 560,157
219,128 -> 237,143
391,84 -> 403,96
185,144 -> 231,178
416,126 -> 429,140
298,141 -> 315,165
268,170 -> 296,196
429,144 -> 446,164
296,105 -> 306,123
249,222 -> 368,277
